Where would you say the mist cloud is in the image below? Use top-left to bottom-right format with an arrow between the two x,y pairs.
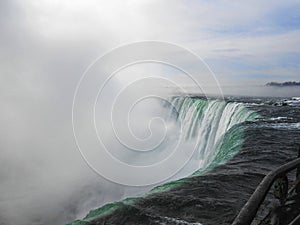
0,0 -> 300,224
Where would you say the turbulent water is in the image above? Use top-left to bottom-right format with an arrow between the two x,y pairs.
68,96 -> 300,225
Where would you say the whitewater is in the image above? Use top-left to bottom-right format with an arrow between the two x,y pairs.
68,96 -> 260,225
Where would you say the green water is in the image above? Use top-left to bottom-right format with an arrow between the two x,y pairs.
67,98 -> 260,225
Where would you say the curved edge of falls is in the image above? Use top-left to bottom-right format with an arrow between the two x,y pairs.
67,97 -> 260,225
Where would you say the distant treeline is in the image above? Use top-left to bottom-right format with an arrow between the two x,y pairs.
266,81 -> 300,87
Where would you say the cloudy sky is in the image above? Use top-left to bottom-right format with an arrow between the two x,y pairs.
2,0 -> 300,86
0,1 -> 300,225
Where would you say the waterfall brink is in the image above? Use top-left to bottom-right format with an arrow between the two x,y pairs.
169,96 -> 259,173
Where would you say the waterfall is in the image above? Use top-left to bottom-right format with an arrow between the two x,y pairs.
68,96 -> 259,225
169,96 -> 259,173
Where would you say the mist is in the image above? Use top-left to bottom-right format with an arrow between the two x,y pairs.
1,0 -> 300,225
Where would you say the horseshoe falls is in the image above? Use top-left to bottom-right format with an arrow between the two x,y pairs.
68,96 -> 260,225
167,97 -> 259,174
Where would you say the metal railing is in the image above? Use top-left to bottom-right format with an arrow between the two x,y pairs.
232,146 -> 300,225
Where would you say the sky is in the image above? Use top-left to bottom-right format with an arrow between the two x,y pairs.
1,0 -> 300,86
0,1 -> 300,225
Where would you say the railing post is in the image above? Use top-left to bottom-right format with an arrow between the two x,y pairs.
231,157 -> 300,225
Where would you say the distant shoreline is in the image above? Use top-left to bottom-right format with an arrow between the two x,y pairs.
266,81 -> 300,87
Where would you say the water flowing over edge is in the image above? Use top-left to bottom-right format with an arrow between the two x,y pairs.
67,97 -> 260,225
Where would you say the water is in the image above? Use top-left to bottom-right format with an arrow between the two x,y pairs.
68,96 -> 300,225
